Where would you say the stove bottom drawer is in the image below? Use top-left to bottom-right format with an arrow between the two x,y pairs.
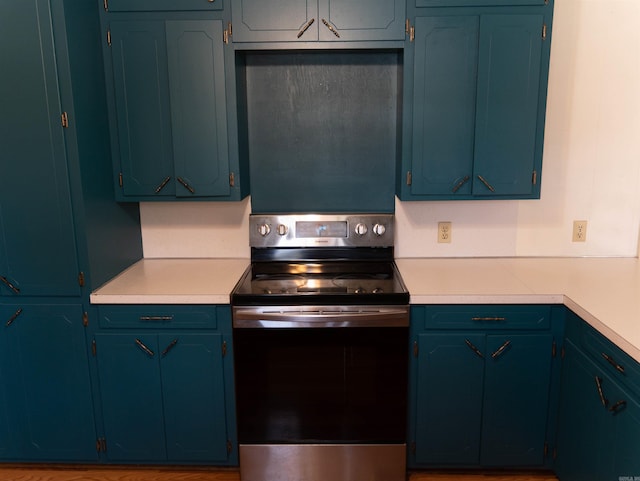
239,443 -> 406,481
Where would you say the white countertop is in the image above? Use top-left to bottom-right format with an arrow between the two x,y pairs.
90,256 -> 640,364
396,257 -> 640,363
90,258 -> 249,305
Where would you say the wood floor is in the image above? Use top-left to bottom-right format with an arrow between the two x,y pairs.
0,465 -> 559,481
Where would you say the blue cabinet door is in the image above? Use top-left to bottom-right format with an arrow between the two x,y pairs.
0,0 -> 80,297
414,333 -> 485,464
473,14 -> 544,196
166,20 -> 230,198
410,15 -> 478,196
481,334 -> 553,466
161,333 -> 229,461
110,20 -> 176,198
232,0 -> 317,42
1,303 -> 97,461
318,0 -> 406,41
95,333 -> 167,461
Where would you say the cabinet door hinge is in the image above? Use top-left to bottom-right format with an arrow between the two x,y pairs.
229,172 -> 235,187
92,339 -> 97,356
227,440 -> 233,454
78,271 -> 85,287
96,437 -> 107,452
406,171 -> 412,186
107,29 -> 112,47
119,172 -> 123,188
61,112 -> 69,128
222,340 -> 227,357
83,312 -> 89,327
103,0 -> 108,11
223,22 -> 232,44
532,170 -> 538,185
542,23 -> 547,40
406,19 -> 415,42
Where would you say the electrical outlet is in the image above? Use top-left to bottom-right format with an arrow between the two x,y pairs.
572,220 -> 587,242
438,222 -> 452,243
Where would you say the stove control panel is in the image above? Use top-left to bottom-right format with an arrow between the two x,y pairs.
250,214 -> 395,248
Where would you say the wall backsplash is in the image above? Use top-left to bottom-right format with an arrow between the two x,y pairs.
140,0 -> 640,260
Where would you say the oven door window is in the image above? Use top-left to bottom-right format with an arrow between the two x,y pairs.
233,327 -> 408,444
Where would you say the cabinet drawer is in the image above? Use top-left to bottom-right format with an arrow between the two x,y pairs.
105,0 -> 223,11
98,305 -> 218,329
418,305 -> 551,330
416,0 -> 547,6
566,312 -> 640,398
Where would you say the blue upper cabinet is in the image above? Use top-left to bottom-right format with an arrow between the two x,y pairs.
399,5 -> 552,200
104,15 -> 246,201
231,0 -> 406,43
105,0 -> 223,11
0,0 -> 80,297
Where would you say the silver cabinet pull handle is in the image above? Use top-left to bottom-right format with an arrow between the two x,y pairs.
477,175 -> 496,192
465,339 -> 484,358
595,376 -> 608,408
135,338 -> 155,357
321,19 -> 340,38
601,352 -> 625,374
5,307 -> 23,327
0,275 -> 20,294
161,339 -> 178,357
297,18 -> 315,38
472,317 -> 506,322
139,316 -> 174,322
177,176 -> 196,194
452,175 -> 470,193
155,176 -> 171,194
491,340 -> 511,359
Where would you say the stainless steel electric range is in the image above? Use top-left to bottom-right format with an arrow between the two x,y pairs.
231,214 -> 409,481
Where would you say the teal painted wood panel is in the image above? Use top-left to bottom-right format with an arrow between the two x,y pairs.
481,333 -> 552,466
166,20 -> 230,198
0,306 -> 17,459
232,0 -> 317,42
96,333 -> 167,461
246,51 -> 398,213
161,333 -> 229,462
473,14 -> 543,196
415,333 -> 484,464
110,20 -> 175,197
318,0 -> 406,41
2,304 -> 97,461
107,0 -> 223,11
410,16 -> 478,196
0,0 -> 80,297
417,0 -> 546,6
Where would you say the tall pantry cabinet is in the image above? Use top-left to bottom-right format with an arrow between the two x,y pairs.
0,0 -> 142,462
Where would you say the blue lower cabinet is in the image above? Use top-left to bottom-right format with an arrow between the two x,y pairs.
0,303 -> 97,461
556,339 -> 640,481
95,330 -> 233,463
409,305 -> 561,469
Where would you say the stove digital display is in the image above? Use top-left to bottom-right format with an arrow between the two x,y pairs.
296,221 -> 348,238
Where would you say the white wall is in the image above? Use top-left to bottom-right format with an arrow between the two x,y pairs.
141,0 -> 640,260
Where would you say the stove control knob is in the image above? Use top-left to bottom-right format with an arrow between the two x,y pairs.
257,223 -> 271,237
372,224 -> 386,236
354,223 -> 368,236
277,224 -> 288,236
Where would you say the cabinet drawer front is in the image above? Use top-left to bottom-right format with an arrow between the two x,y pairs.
106,0 -> 223,11
420,305 -> 550,330
567,313 -> 640,398
98,305 -> 218,329
416,0 -> 547,6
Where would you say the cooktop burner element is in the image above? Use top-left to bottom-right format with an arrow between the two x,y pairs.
231,214 -> 409,306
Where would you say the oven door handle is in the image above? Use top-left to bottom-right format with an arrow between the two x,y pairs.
233,306 -> 409,328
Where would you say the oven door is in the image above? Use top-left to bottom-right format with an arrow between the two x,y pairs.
232,306 -> 409,481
